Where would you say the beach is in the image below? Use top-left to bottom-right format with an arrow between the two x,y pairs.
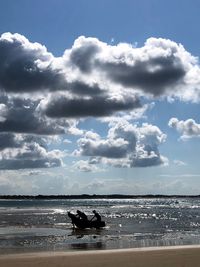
0,245 -> 200,267
1,197 -> 200,267
1,197 -> 200,253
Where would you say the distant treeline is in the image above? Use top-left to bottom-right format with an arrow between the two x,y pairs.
0,194 -> 200,199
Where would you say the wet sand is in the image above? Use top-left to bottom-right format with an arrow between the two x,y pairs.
0,245 -> 200,267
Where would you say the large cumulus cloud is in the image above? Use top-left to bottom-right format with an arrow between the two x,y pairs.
1,32 -> 200,111
0,93 -> 69,134
65,36 -> 200,100
74,120 -> 167,168
0,133 -> 21,150
0,133 -> 63,170
41,94 -> 141,118
0,32 -> 66,93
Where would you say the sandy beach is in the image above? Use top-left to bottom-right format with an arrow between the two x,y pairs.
0,245 -> 200,267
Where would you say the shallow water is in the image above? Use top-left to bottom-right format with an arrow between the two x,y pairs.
0,198 -> 200,254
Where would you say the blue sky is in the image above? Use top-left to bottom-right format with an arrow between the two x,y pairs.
0,0 -> 200,195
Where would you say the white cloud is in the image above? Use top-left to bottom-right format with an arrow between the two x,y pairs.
0,93 -> 68,135
169,117 -> 200,140
63,35 -> 200,102
72,160 -> 103,172
160,174 -> 200,178
0,171 -> 69,195
63,139 -> 72,144
173,160 -> 187,166
1,31 -> 200,172
74,120 -> 167,168
0,103 -> 7,122
1,32 -> 200,123
0,134 -> 63,170
82,179 -> 105,194
0,32 -> 64,93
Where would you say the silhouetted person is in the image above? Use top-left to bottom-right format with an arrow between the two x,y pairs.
76,210 -> 88,221
68,211 -> 75,229
91,210 -> 101,222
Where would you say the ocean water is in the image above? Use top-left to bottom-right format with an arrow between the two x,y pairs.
0,197 -> 200,254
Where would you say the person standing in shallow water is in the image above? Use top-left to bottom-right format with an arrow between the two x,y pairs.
91,210 -> 101,222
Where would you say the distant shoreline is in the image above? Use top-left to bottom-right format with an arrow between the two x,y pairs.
0,194 -> 200,199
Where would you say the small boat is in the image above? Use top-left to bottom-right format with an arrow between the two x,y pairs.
68,212 -> 106,229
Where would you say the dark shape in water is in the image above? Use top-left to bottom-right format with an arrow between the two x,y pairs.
68,212 -> 106,229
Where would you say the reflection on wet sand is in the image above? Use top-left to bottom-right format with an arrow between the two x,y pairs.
68,228 -> 105,250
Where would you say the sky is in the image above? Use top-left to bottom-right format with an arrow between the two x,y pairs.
0,0 -> 200,195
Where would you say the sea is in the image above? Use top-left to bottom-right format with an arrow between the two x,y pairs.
0,197 -> 200,254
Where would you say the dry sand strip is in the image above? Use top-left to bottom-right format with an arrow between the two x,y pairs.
1,245 -> 200,267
